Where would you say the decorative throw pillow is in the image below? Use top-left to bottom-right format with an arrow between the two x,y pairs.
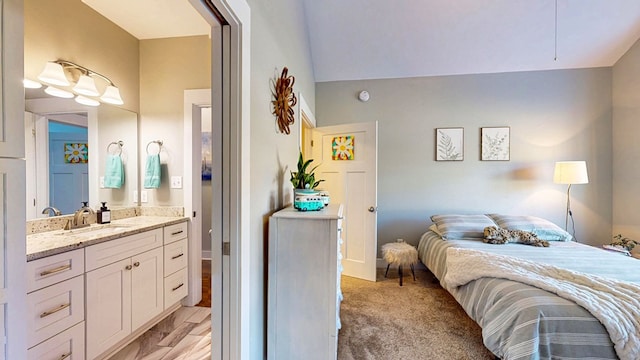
430,214 -> 496,240
485,214 -> 572,241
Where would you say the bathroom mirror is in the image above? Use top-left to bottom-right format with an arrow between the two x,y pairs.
25,97 -> 139,219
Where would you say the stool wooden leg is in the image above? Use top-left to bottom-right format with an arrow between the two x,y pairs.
398,265 -> 403,286
385,264 -> 390,278
410,263 -> 416,281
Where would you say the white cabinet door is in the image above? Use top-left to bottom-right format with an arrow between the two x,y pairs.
85,258 -> 131,360
131,247 -> 163,329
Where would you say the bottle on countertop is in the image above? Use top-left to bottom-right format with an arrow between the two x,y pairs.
97,202 -> 111,224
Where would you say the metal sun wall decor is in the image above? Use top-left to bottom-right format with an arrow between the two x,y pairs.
64,143 -> 88,163
435,128 -> 464,161
481,126 -> 510,161
332,136 -> 355,160
271,67 -> 297,135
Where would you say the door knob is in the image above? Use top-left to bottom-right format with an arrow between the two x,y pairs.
368,206 -> 377,212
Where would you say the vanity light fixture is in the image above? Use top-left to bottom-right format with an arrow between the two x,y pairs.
36,60 -> 124,105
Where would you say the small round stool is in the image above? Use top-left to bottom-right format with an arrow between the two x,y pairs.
382,242 -> 418,286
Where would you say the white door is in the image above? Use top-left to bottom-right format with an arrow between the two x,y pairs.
312,122 -> 378,281
131,247 -> 163,329
85,258 -> 132,359
49,130 -> 88,214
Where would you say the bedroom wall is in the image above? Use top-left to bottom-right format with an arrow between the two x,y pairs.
247,0 -> 316,357
315,68 -> 613,252
612,37 -> 640,246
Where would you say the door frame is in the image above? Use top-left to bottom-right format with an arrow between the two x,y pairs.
188,1 -> 251,359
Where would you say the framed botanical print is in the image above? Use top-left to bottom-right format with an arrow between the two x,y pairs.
436,127 -> 464,161
481,127 -> 510,161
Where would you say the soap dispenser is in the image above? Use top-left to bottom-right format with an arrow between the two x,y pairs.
97,202 -> 111,224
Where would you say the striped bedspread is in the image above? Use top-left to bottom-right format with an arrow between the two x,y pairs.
417,230 -> 640,360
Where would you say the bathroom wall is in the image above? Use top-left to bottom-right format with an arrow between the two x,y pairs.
138,35 -> 211,206
24,0 -> 140,112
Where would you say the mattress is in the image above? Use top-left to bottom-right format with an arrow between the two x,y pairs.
418,230 -> 640,360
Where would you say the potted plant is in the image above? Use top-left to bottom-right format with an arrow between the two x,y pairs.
611,234 -> 638,251
290,152 -> 324,194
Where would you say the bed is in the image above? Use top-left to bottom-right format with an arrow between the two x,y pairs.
417,214 -> 640,360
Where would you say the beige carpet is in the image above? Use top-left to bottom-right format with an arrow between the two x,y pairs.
337,266 -> 495,360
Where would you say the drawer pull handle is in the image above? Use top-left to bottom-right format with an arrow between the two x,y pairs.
171,253 -> 184,260
59,352 -> 72,360
171,230 -> 184,236
133,261 -> 140,267
40,264 -> 72,277
125,265 -> 133,270
40,303 -> 70,318
172,283 -> 184,291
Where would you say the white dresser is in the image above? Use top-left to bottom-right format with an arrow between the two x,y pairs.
267,204 -> 344,360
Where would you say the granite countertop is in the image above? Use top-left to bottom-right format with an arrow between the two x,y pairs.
27,216 -> 188,261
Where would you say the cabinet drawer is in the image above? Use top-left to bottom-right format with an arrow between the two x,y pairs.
164,238 -> 188,276
28,321 -> 85,360
164,222 -> 188,244
164,268 -> 188,309
28,275 -> 84,348
27,249 -> 84,293
85,228 -> 162,271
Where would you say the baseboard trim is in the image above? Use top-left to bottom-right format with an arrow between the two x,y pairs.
202,250 -> 211,260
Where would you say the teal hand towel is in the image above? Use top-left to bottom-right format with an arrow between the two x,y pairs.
144,154 -> 161,189
104,154 -> 124,189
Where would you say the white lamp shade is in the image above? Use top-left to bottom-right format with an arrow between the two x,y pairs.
23,79 -> 42,89
73,75 -> 100,96
75,95 -> 100,107
38,62 -> 70,86
100,85 -> 124,105
553,161 -> 589,184
44,86 -> 74,99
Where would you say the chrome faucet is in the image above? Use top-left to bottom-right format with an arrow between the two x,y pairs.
64,202 -> 96,230
41,206 -> 62,217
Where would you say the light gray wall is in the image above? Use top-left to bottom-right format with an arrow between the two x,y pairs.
247,0 -> 316,357
613,38 -> 640,243
316,68 -> 613,253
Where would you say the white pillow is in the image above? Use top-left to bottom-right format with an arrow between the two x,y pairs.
486,214 -> 572,241
430,214 -> 496,240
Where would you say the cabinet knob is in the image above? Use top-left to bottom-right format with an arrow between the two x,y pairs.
133,261 -> 140,267
368,206 -> 377,213
125,265 -> 133,270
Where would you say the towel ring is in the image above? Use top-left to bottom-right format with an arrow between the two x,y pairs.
146,140 -> 163,155
107,140 -> 123,156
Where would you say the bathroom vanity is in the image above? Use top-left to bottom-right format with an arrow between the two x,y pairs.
26,215 -> 189,360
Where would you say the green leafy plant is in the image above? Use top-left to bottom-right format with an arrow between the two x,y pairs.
290,152 -> 324,189
611,234 -> 638,251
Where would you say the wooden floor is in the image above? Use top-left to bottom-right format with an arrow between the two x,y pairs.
108,260 -> 213,359
196,259 -> 211,307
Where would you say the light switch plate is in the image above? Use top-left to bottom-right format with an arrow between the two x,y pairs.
171,176 -> 183,189
141,190 -> 148,203
99,176 -> 105,188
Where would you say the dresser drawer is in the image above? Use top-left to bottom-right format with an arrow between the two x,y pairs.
164,222 -> 188,244
164,268 -> 188,309
85,228 -> 162,271
27,249 -> 84,293
164,238 -> 188,276
27,321 -> 84,360
28,275 -> 84,348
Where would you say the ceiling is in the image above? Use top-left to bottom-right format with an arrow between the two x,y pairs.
82,0 -> 640,82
